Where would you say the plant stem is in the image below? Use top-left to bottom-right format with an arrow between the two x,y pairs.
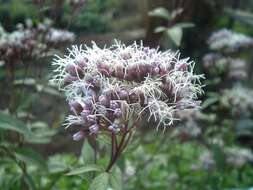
105,131 -> 132,172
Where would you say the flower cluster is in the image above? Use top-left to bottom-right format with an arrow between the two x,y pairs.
0,21 -> 75,65
172,110 -> 203,139
52,41 -> 203,140
194,147 -> 253,171
220,85 -> 253,115
202,53 -> 247,80
208,29 -> 253,53
45,28 -> 75,45
67,0 -> 86,9
225,147 -> 253,168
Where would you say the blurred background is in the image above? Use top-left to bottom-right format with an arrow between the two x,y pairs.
1,0 -> 253,189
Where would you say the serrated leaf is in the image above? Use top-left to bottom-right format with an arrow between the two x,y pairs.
89,173 -> 110,190
110,166 -> 123,190
14,148 -> 47,170
148,7 -> 170,20
0,112 -> 31,135
167,26 -> 183,46
66,164 -> 102,176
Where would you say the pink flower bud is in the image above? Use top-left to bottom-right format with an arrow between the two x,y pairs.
92,76 -> 101,88
89,124 -> 99,134
98,95 -> 110,107
87,115 -> 96,124
76,58 -> 88,69
151,66 -> 160,75
110,101 -> 119,110
114,65 -> 125,79
114,108 -> 122,118
80,109 -> 92,120
69,101 -> 83,115
118,89 -> 128,100
66,64 -> 83,78
73,131 -> 85,141
64,75 -> 78,86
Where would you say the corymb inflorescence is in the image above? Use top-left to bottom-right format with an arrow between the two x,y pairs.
51,40 -> 204,141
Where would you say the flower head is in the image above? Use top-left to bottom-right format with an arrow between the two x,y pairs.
208,29 -> 253,53
52,40 -> 204,138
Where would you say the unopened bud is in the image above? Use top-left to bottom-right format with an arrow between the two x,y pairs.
69,101 -> 83,114
114,108 -> 122,118
89,124 -> 99,134
73,131 -> 85,141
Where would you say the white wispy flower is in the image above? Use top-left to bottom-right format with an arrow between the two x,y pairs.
208,29 -> 253,52
51,40 -> 204,139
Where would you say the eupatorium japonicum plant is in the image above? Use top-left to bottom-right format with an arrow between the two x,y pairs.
208,29 -> 253,53
51,40 -> 204,171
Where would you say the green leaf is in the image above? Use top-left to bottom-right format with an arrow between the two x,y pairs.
173,22 -> 195,29
201,97 -> 219,109
154,26 -> 167,33
225,8 -> 253,27
80,141 -> 95,165
0,112 -> 31,135
24,136 -> 52,144
148,7 -> 170,20
89,172 -> 110,190
14,78 -> 36,86
23,173 -> 36,190
14,148 -> 48,170
66,165 -> 102,176
166,26 -> 183,47
110,166 -> 123,190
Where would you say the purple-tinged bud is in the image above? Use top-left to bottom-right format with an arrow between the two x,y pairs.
115,65 -> 125,79
89,124 -> 99,134
108,124 -> 120,133
118,89 -> 128,100
151,66 -> 160,75
102,89 -> 113,97
63,75 -> 78,86
76,58 -> 88,69
73,131 -> 85,141
143,47 -> 149,54
87,115 -> 96,124
110,101 -> 119,110
82,88 -> 97,100
175,61 -> 187,71
97,62 -> 110,77
121,52 -> 131,60
92,76 -> 101,88
69,101 -> 83,115
66,64 -> 83,77
82,98 -> 92,107
80,109 -> 92,121
159,65 -> 167,76
98,95 -> 110,107
114,108 -> 122,118
108,125 -> 114,131
129,91 -> 139,103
